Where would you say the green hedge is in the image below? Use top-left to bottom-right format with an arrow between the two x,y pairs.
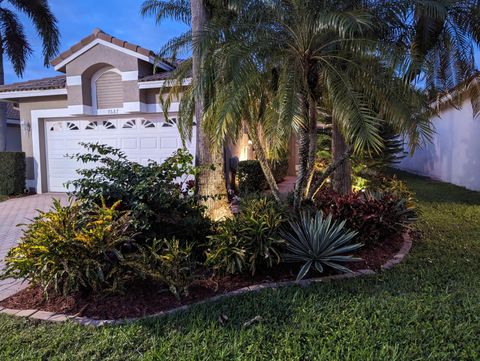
0,152 -> 26,195
238,159 -> 289,194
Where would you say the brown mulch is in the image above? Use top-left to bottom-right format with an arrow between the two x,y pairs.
0,234 -> 404,320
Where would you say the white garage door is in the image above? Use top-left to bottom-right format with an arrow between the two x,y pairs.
45,117 -> 196,192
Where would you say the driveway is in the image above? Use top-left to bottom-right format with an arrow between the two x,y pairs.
0,193 -> 68,301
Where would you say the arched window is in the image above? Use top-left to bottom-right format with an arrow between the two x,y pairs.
91,67 -> 123,112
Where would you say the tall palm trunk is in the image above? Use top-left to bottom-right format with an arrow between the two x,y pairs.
332,117 -> 352,194
191,0 -> 231,220
245,121 -> 281,202
0,48 -> 7,152
293,124 -> 309,210
304,97 -> 318,198
294,96 -> 318,209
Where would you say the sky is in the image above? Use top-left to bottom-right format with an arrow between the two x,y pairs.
5,2 -> 479,85
4,0 -> 188,83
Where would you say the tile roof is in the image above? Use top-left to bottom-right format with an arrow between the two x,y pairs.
139,71 -> 178,82
51,28 -> 158,67
0,75 -> 66,93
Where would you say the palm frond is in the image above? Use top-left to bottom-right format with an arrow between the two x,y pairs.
141,0 -> 191,25
0,7 -> 31,76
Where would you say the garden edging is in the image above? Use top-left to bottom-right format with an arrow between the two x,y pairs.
0,232 -> 412,327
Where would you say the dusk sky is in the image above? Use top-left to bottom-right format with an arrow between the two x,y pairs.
5,1 -> 479,85
4,0 -> 188,83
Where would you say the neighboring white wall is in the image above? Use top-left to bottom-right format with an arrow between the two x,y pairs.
6,125 -> 21,151
397,99 -> 480,191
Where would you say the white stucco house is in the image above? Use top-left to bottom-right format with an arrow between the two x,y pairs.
0,29 -> 298,194
11,27 -> 473,195
397,88 -> 480,191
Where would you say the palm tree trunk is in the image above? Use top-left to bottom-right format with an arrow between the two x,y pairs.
304,97 -> 318,198
245,122 -> 281,202
293,93 -> 311,211
293,123 -> 309,210
0,48 -> 7,152
191,0 -> 231,220
332,117 -> 352,194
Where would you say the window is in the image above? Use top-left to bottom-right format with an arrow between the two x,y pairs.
49,122 -> 62,132
103,121 -> 116,129
162,117 -> 177,127
66,122 -> 79,130
141,119 -> 155,128
92,68 -> 123,112
85,121 -> 98,130
122,119 -> 136,129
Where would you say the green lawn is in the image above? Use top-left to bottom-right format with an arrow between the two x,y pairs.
1,171 -> 479,360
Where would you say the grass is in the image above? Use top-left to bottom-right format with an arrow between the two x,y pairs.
1,171 -> 479,360
0,195 -> 9,202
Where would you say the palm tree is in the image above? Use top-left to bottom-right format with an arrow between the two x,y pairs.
0,0 -> 59,152
141,0 -> 232,220
327,0 -> 480,194
197,0 -> 431,207
200,66 -> 291,202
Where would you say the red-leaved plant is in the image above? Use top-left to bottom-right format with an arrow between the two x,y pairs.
315,189 -> 416,247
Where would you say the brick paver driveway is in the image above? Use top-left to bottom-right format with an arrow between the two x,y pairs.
0,193 -> 68,301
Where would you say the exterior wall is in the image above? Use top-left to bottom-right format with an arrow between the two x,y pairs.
397,99 -> 480,191
137,60 -> 154,78
18,96 -> 68,183
6,124 -> 21,151
7,36 -> 302,193
142,89 -> 183,107
66,44 -> 139,74
65,44 -> 148,111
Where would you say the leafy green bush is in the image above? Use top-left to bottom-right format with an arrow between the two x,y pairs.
1,199 -> 136,296
377,175 -> 416,208
206,197 -> 286,275
238,159 -> 289,194
67,143 -> 211,243
132,238 -> 196,300
282,212 -> 362,280
0,152 -> 25,195
238,160 -> 266,194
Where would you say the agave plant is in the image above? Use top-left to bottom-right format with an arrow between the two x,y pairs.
282,212 -> 363,281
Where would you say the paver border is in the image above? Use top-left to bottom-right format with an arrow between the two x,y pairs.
0,232 -> 412,326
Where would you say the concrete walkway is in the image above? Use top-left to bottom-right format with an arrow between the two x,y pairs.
0,193 -> 68,301
278,176 -> 296,195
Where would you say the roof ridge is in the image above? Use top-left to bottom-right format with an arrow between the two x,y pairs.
51,29 -> 157,68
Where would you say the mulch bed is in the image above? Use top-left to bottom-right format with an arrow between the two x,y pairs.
0,234 -> 403,320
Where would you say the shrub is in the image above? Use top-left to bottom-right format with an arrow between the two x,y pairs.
1,199 -> 136,296
238,159 -> 289,194
132,238 -> 196,300
377,175 -> 416,208
0,152 -> 25,195
206,197 -> 286,275
67,143 -> 211,243
238,160 -> 266,194
282,212 -> 362,280
315,189 -> 416,247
